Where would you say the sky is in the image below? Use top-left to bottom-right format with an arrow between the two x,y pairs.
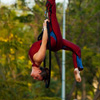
0,0 -> 68,5
1,0 -> 66,5
1,0 -> 68,9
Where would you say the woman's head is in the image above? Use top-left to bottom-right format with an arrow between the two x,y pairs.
31,66 -> 43,81
31,66 -> 49,81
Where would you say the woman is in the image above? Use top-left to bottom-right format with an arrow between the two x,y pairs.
29,0 -> 83,82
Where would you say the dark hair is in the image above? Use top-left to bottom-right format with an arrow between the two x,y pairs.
40,67 -> 49,81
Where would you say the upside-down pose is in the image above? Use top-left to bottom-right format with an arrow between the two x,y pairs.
29,0 -> 83,82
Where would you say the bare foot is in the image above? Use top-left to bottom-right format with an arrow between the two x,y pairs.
74,68 -> 81,82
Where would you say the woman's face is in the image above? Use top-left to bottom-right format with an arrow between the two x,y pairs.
31,67 -> 43,81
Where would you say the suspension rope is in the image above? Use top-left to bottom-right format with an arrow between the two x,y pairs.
44,20 -> 51,88
37,4 -> 52,88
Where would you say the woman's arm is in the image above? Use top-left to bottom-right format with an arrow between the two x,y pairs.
33,19 -> 49,65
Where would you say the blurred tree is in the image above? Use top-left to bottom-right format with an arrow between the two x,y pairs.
0,0 -> 100,100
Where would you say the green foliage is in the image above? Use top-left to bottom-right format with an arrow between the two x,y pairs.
35,97 -> 61,100
66,0 -> 100,99
0,0 -> 100,100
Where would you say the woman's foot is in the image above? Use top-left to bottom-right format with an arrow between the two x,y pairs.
74,68 -> 81,82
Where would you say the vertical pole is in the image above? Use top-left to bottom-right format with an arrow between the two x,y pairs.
62,0 -> 66,100
0,0 -> 1,8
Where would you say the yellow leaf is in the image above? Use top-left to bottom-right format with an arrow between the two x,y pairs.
28,83 -> 32,87
18,56 -> 25,60
83,46 -> 87,50
10,48 -> 15,54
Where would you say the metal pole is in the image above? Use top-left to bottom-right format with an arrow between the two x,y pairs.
62,0 -> 66,100
0,0 -> 1,8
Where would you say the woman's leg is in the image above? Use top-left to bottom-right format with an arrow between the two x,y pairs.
62,39 -> 83,70
62,39 -> 83,82
46,0 -> 63,49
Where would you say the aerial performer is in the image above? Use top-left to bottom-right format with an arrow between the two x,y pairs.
29,0 -> 83,82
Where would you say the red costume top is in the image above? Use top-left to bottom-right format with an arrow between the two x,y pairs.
29,40 -> 41,67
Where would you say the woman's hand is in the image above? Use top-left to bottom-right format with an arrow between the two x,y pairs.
43,19 -> 50,29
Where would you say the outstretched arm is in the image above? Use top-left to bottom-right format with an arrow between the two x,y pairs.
33,19 -> 49,65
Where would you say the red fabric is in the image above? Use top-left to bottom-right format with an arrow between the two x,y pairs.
28,40 -> 42,67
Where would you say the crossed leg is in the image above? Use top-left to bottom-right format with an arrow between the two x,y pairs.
62,39 -> 82,82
